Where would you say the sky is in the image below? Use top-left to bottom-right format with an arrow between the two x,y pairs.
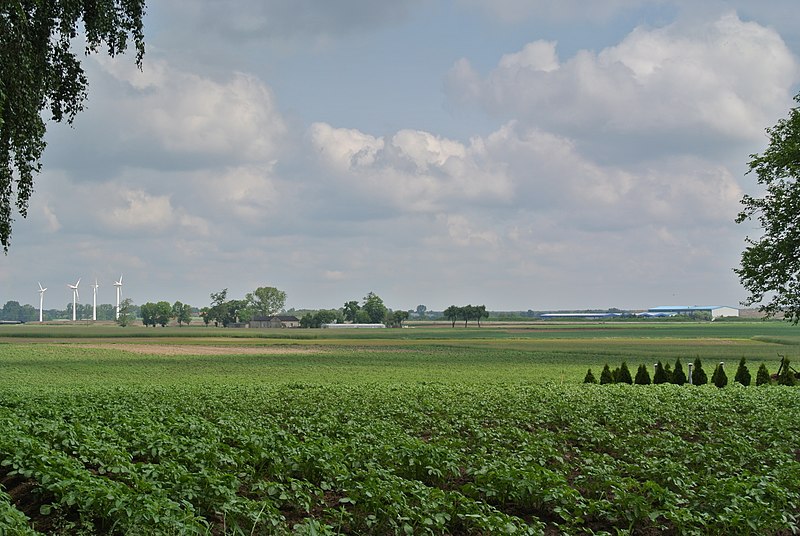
2,0 -> 800,312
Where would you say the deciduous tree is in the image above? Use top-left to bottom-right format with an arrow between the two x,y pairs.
246,287 -> 287,317
361,292 -> 387,324
736,93 -> 800,324
0,1 -> 146,251
444,306 -> 460,328
343,301 -> 360,323
172,301 -> 192,326
155,301 -> 171,327
116,298 -> 133,327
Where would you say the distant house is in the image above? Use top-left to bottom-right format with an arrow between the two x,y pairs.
249,315 -> 300,328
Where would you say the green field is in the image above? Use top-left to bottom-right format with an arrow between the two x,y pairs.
1,322 -> 799,534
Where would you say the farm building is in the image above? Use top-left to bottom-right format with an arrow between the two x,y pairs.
646,306 -> 739,320
249,315 -> 300,328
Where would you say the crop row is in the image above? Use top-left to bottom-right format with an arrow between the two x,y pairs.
0,383 -> 799,534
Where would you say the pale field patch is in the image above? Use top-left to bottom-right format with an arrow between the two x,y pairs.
78,344 -> 324,356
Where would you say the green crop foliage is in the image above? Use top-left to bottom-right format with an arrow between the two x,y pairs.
0,322 -> 798,534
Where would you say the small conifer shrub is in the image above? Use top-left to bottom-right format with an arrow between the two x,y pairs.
692,357 -> 708,386
584,368 -> 597,384
599,364 -> 614,385
734,357 -> 751,386
652,361 -> 669,384
617,362 -> 633,384
777,357 -> 796,386
634,364 -> 651,385
672,358 -> 687,385
711,362 -> 728,388
756,364 -> 771,386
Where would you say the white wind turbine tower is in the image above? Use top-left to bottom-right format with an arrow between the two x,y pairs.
114,275 -> 123,320
37,282 -> 47,323
92,279 -> 99,321
68,278 -> 80,321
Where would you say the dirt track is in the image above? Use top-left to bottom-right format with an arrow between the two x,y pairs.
79,344 -> 321,356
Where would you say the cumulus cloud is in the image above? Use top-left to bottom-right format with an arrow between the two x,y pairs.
445,13 -> 799,149
309,122 -> 513,213
100,189 -> 177,232
84,56 -> 289,170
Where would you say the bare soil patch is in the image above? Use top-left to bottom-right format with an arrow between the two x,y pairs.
78,344 -> 323,356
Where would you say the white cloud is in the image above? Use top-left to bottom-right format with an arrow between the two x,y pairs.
446,13 -> 799,146
309,122 -> 513,213
103,189 -> 175,230
95,58 -> 288,164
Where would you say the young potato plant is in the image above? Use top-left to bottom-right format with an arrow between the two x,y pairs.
0,382 -> 799,534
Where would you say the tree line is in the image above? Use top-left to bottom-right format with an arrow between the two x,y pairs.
198,286 -> 287,327
443,305 -> 489,327
302,292 -> 409,328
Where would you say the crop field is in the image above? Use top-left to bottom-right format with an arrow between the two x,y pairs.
0,322 -> 799,534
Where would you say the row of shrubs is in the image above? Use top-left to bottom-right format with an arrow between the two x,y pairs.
584,357 -> 798,387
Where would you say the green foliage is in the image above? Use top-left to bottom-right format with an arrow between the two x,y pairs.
652,361 -> 669,384
736,93 -> 800,324
361,292 -> 388,324
583,368 -> 597,384
444,305 -> 460,327
634,364 -> 650,384
0,1 -> 145,251
756,364 -> 772,386
172,301 -> 192,326
343,301 -> 360,323
777,357 -> 797,386
599,364 -> 613,385
734,357 -> 751,386
387,309 -> 410,327
711,362 -> 728,388
300,309 -> 342,328
617,361 -> 633,384
245,286 -> 287,317
1,378 -> 800,534
116,298 -> 134,327
692,358 -> 708,386
672,358 -> 687,385
140,302 -> 157,327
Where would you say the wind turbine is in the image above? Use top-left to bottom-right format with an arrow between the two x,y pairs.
114,275 -> 123,320
68,278 -> 80,321
37,282 -> 47,323
92,279 -> 99,321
